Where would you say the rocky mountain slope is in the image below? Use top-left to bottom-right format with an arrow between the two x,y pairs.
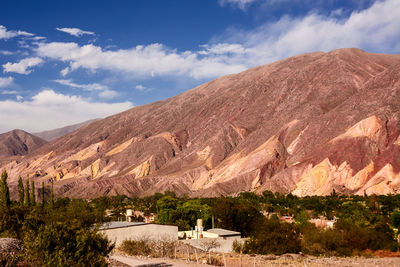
2,48 -> 400,198
33,119 -> 99,141
0,130 -> 47,159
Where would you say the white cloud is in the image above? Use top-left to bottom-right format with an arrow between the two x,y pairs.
0,50 -> 13,55
53,79 -> 118,99
16,95 -> 22,101
32,0 -> 400,82
198,43 -> 247,55
0,25 -> 34,40
218,0 -> 258,10
135,85 -> 146,91
36,42 -> 247,79
56,27 -> 95,37
60,67 -> 70,76
0,89 -> 132,133
3,57 -> 44,74
0,77 -> 14,88
99,89 -> 118,99
2,90 -> 18,95
54,79 -> 107,91
213,0 -> 400,65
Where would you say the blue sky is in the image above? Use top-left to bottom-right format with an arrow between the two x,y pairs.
0,0 -> 399,133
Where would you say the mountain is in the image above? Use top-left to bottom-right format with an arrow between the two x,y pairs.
2,48 -> 400,198
0,130 -> 47,159
33,119 -> 99,141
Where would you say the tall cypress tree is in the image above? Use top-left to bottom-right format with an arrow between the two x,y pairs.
41,182 -> 45,207
24,179 -> 30,206
30,180 -> 36,206
18,176 -> 24,206
50,180 -> 54,209
0,170 -> 10,209
1,170 -> 9,208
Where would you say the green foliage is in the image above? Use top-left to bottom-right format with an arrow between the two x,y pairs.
156,196 -> 211,230
50,180 -> 54,209
120,239 -> 152,256
30,180 -> 36,206
295,209 -> 310,227
301,218 -> 397,256
391,210 -> 400,229
156,195 -> 178,224
24,222 -> 113,266
24,180 -> 30,206
0,170 -> 10,209
212,197 -> 263,236
17,177 -> 24,206
242,217 -> 301,255
119,237 -> 177,258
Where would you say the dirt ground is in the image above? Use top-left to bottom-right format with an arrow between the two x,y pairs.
109,252 -> 400,267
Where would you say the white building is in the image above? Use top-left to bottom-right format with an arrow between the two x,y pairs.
99,222 -> 178,246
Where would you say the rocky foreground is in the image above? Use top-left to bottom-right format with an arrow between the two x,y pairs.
2,48 -> 400,198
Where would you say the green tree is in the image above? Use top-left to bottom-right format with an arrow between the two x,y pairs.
24,222 -> 114,266
30,180 -> 36,206
50,180 -> 54,209
295,209 -> 310,227
242,217 -> 301,255
40,182 -> 45,207
18,177 -> 24,206
0,170 -> 10,209
156,195 -> 178,224
391,210 -> 400,229
177,199 -> 211,229
24,180 -> 30,206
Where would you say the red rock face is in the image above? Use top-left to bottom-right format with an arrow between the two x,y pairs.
2,48 -> 400,198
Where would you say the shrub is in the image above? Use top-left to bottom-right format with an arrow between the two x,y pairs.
23,222 -> 113,266
120,238 -> 152,256
120,236 -> 177,258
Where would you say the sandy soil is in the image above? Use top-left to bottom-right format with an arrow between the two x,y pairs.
110,252 -> 400,267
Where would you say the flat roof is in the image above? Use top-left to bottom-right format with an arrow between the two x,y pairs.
207,228 -> 241,236
99,221 -> 148,230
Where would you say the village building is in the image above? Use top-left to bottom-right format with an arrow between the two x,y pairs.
99,221 -> 178,246
178,219 -> 242,253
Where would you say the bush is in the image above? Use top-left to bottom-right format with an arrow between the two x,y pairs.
120,238 -> 152,256
241,217 -> 301,255
23,222 -> 113,266
120,236 -> 177,258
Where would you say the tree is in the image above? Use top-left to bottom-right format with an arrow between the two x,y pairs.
242,217 -> 301,255
50,180 -> 54,209
30,180 -> 36,206
24,222 -> 114,266
0,170 -> 10,209
18,177 -> 24,206
156,195 -> 178,224
391,210 -> 400,229
24,180 -> 30,206
40,182 -> 45,207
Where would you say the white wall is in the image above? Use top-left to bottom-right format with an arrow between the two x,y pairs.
101,224 -> 178,247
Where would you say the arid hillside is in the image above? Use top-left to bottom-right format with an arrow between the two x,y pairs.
2,48 -> 400,198
0,130 -> 47,160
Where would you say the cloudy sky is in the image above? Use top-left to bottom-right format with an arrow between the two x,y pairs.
1,0 -> 399,133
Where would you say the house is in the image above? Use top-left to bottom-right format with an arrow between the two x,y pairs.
178,219 -> 242,253
99,221 -> 178,246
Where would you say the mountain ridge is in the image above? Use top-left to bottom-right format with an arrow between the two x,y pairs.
2,48 -> 400,198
